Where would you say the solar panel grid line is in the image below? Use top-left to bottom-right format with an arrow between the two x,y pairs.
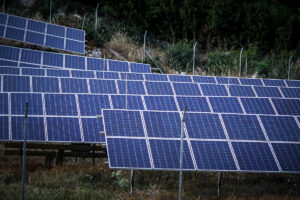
75,94 -> 84,142
115,79 -> 120,94
8,93 -> 11,140
268,97 -> 279,115
0,75 -> 3,92
17,47 -> 22,67
278,87 -> 286,98
63,27 -> 67,50
197,84 -> 205,96
23,18 -> 28,42
217,114 -> 241,170
237,97 -> 247,114
295,116 -> 300,129
283,80 -> 289,87
173,94 -> 181,112
205,96 -> 214,113
250,85 -> 259,97
140,111 -> 155,169
58,77 -> 62,93
29,76 -> 33,92
261,78 -> 266,87
237,78 -> 242,85
142,81 -> 149,95
3,13 -> 9,37
87,79 -> 91,94
224,85 -> 231,97
256,115 -> 283,171
42,93 -> 48,141
43,23 -> 47,46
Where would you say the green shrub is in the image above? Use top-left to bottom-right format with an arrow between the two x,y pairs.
206,50 -> 239,75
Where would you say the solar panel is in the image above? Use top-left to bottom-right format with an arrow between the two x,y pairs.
0,93 -> 8,114
263,79 -> 286,87
89,79 -> 117,94
120,73 -> 144,80
0,45 -> 20,60
111,95 -> 144,110
239,78 -> 263,86
200,84 -> 228,96
0,12 -> 85,54
3,75 -> 30,92
143,111 -> 181,138
78,94 -> 110,116
43,52 -> 63,67
145,81 -> 173,95
241,98 -> 275,114
232,142 -> 279,171
0,59 -> 18,66
216,77 -> 239,85
117,80 -> 146,95
44,94 -> 78,116
11,117 -> 45,141
21,49 -> 42,64
260,116 -> 300,142
99,72 -> 120,79
169,75 -> 192,82
144,74 -> 168,81
271,98 -> 300,115
149,139 -> 194,170
281,87 -> 300,98
61,78 -> 88,93
0,116 -> 9,140
0,67 -> 19,75
109,60 -> 129,72
172,82 -> 201,96
176,97 -> 210,112
107,138 -> 151,169
285,80 -> 300,87
191,141 -> 237,170
192,76 -> 216,84
103,110 -> 144,137
47,69 -> 70,77
71,70 -> 94,78
229,85 -> 255,97
209,97 -> 243,113
22,68 -> 44,76
81,118 -> 105,143
87,58 -> 107,71
65,55 -> 85,70
272,143 -> 300,172
130,63 -> 151,73
222,114 -> 265,140
11,93 -> 43,115
254,86 -> 282,97
32,77 -> 59,93
144,96 -> 178,111
185,113 -> 225,139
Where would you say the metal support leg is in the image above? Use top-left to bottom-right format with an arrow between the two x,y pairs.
130,170 -> 135,195
56,149 -> 64,165
93,144 -> 95,166
217,172 -> 222,198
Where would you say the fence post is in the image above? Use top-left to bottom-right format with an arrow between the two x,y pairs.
288,56 -> 293,80
192,42 -> 197,75
21,102 -> 29,200
245,58 -> 248,76
81,13 -> 86,30
239,47 -> 243,77
49,0 -> 52,23
142,30 -> 147,62
95,3 -> 99,32
2,0 -> 5,12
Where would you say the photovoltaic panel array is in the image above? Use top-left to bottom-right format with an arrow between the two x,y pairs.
0,12 -> 85,54
0,45 -> 152,73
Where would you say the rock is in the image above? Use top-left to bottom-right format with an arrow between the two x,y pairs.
92,49 -> 102,57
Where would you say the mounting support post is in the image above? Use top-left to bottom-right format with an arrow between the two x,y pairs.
142,30 -> 147,62
239,47 -> 243,77
130,170 -> 135,195
217,172 -> 222,198
95,3 -> 99,32
288,56 -> 293,80
49,0 -> 52,23
192,42 -> 197,75
21,102 -> 29,200
81,13 -> 86,30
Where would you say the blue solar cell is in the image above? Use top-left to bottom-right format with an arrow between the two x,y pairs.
209,97 -> 243,113
0,116 -> 9,140
0,45 -> 19,60
232,142 -> 279,171
25,31 -> 45,45
47,24 -> 65,37
173,83 -> 201,96
0,59 -> 18,66
0,93 -> 8,114
185,113 -> 225,139
169,75 -> 192,82
144,74 -> 168,81
3,75 -> 30,92
281,88 -> 300,98
107,138 -> 151,169
5,27 -> 25,41
46,35 -> 64,49
201,84 -> 228,96
103,110 -> 144,137
0,67 -> 19,75
89,79 -> 117,94
120,73 -> 144,80
32,77 -> 59,93
144,96 -> 178,111
285,80 -> 300,87
0,25 -> 5,37
216,77 -> 240,85
272,143 -> 300,172
71,70 -> 94,78
81,118 -> 105,143
146,81 -> 173,95
87,58 -> 106,71
222,114 -> 265,140
100,72 -> 120,79
65,55 -> 85,69
27,19 -> 45,33
111,95 -> 144,110
109,60 -> 129,72
47,69 -> 69,77
0,13 -> 7,24
193,76 -> 216,83
150,139 -> 194,170
229,85 -> 255,97
8,15 -> 26,28
22,68 -> 44,76
191,141 -> 237,170
65,39 -> 84,54
255,86 -> 282,97
43,52 -> 63,67
11,117 -> 45,141
47,117 -> 81,142
78,94 -> 110,116
272,98 -> 300,115
117,80 -> 145,95
143,111 -> 181,138
241,98 -> 275,115
130,63 -> 151,73
261,116 -> 300,141
176,97 -> 210,112
21,49 -> 41,64
240,78 -> 263,86
20,63 -> 40,68
11,93 -> 43,115
45,94 -> 77,116
263,79 -> 286,87
61,78 -> 88,93
66,28 -> 84,41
